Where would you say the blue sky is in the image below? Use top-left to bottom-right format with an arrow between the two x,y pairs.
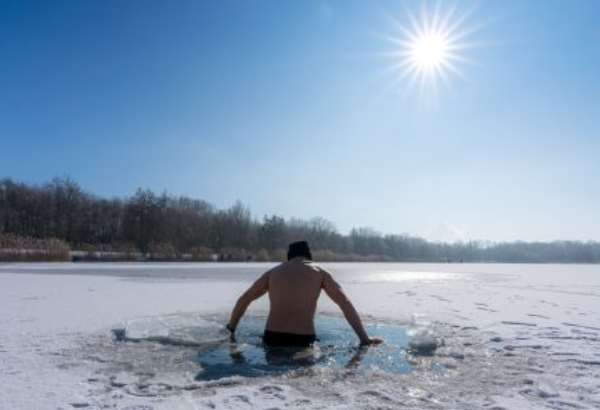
1,0 -> 599,242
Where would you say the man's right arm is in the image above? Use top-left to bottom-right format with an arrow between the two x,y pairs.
321,271 -> 381,345
227,271 -> 269,334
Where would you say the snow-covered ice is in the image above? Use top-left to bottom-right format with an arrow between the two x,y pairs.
1,262 -> 600,409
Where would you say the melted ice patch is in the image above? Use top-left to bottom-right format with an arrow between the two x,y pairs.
113,314 -> 227,347
196,316 -> 412,380
111,314 -> 413,381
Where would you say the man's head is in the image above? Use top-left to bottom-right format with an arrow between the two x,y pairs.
287,241 -> 312,261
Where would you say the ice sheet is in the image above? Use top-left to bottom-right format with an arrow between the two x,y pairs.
1,262 -> 600,409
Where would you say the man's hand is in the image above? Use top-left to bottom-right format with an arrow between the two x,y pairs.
226,323 -> 236,342
360,337 -> 383,346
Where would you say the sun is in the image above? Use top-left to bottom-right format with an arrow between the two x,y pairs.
383,3 -> 477,94
409,32 -> 449,71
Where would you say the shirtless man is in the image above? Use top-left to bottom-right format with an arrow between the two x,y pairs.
226,241 -> 382,347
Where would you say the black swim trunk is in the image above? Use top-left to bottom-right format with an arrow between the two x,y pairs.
263,330 -> 316,347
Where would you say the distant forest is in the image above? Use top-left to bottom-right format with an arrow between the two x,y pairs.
1,177 -> 599,263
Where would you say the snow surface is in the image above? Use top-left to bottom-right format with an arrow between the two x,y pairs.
1,262 -> 600,409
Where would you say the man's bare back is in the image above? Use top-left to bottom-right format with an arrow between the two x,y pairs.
227,242 -> 381,346
267,258 -> 333,334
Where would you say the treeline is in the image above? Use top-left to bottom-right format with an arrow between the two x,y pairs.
1,177 -> 600,263
0,233 -> 70,262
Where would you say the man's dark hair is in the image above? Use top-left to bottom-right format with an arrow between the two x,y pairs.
287,241 -> 312,261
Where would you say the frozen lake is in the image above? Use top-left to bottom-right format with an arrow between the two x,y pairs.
1,262 -> 600,409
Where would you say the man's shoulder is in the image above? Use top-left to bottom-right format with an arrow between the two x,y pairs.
273,259 -> 328,273
303,260 -> 331,276
265,262 -> 285,274
270,259 -> 331,275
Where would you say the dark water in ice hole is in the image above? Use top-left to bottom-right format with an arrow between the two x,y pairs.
195,316 -> 412,381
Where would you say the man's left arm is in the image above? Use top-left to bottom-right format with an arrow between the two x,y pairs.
227,271 -> 270,335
